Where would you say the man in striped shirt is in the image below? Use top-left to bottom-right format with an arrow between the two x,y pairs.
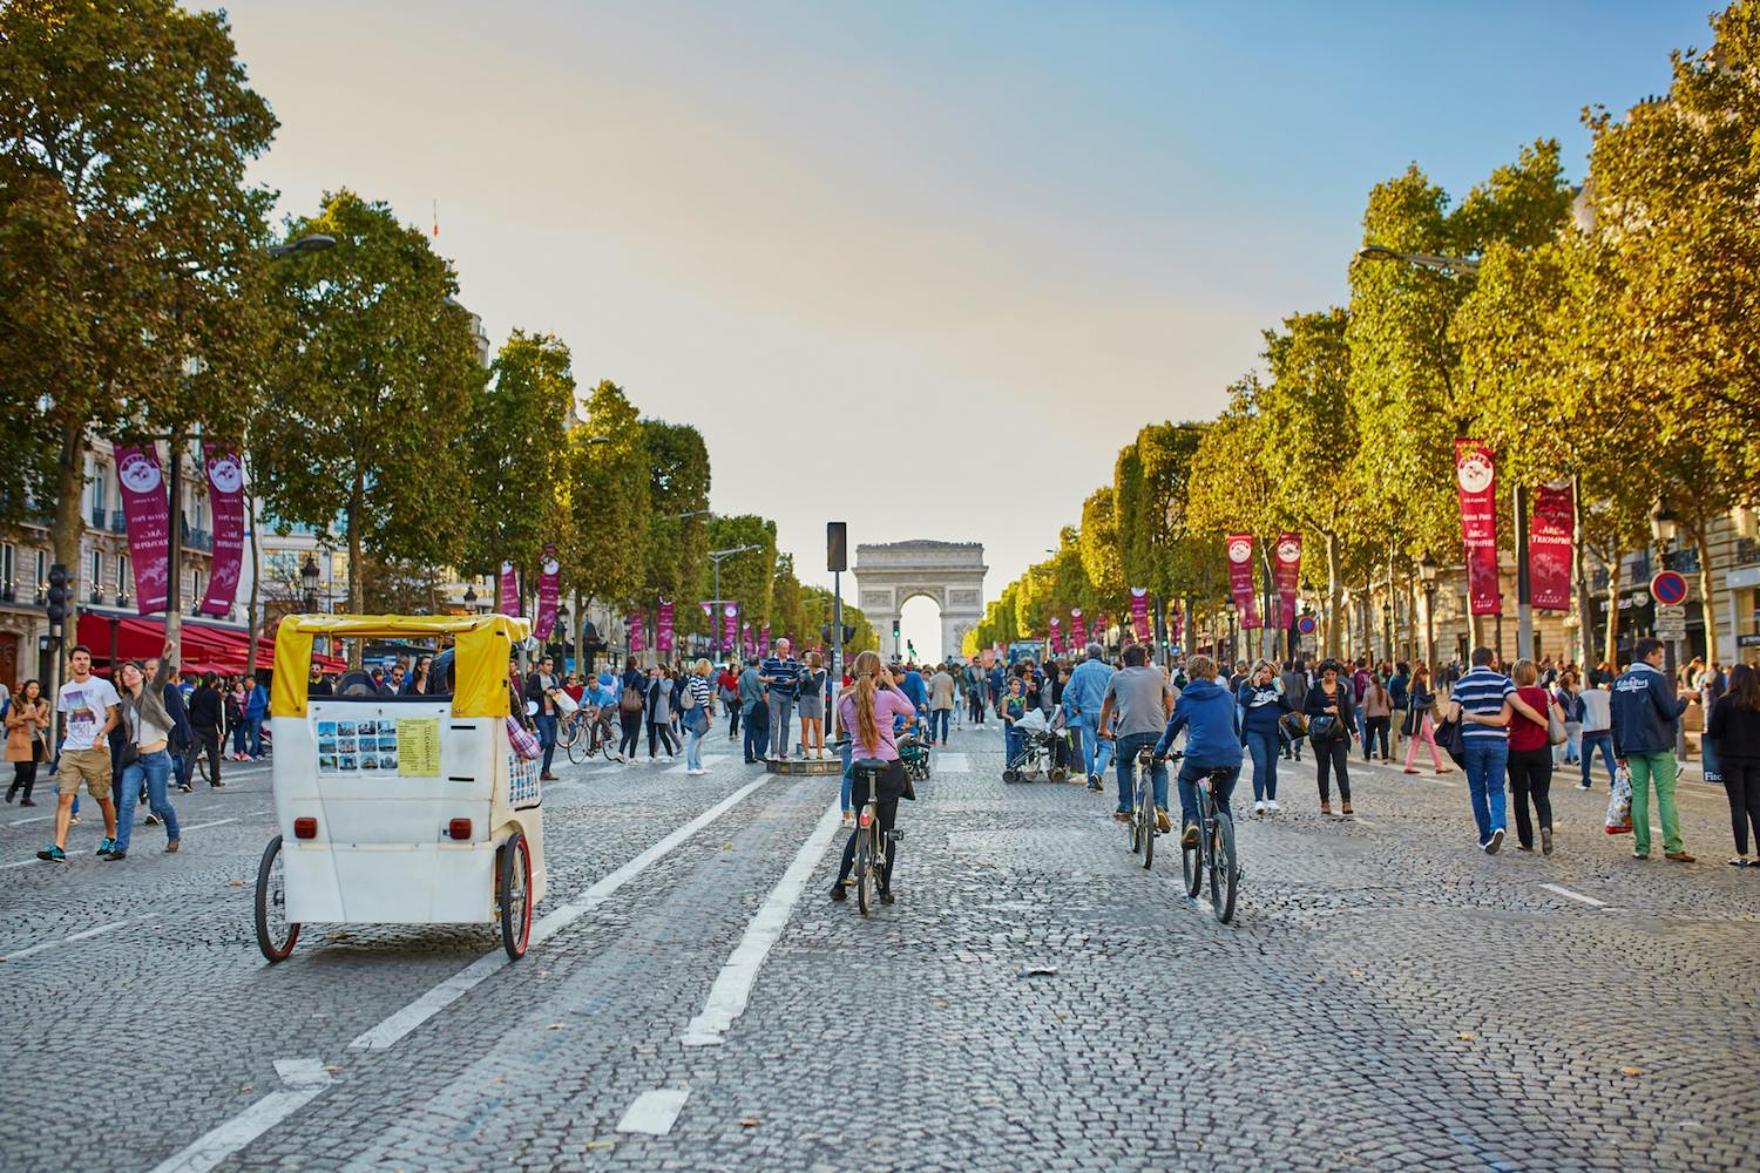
760,638 -> 800,761
1449,647 -> 1515,854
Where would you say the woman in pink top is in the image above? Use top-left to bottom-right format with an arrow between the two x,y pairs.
832,651 -> 918,904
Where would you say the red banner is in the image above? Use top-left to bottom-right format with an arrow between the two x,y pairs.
198,446 -> 245,617
1070,608 -> 1085,647
1129,588 -> 1150,641
1226,534 -> 1261,628
533,552 -> 561,639
1454,440 -> 1501,616
115,444 -> 170,615
1273,532 -> 1302,631
742,623 -> 753,657
723,604 -> 739,652
497,561 -> 521,618
628,612 -> 645,654
656,599 -> 674,653
759,623 -> 770,658
1530,481 -> 1574,612
1048,616 -> 1062,654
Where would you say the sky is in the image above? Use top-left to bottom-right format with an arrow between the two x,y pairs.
223,0 -> 1710,655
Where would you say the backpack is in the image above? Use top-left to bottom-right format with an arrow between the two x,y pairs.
680,681 -> 698,711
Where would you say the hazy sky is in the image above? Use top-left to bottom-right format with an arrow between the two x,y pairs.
226,0 -> 1705,631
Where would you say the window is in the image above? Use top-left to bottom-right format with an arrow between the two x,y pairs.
91,465 -> 107,515
192,568 -> 202,605
1,542 -> 13,598
35,550 -> 47,600
89,550 -> 103,602
117,554 -> 130,600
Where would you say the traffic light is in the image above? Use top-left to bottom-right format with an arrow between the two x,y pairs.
46,563 -> 69,626
843,624 -> 856,645
820,624 -> 831,645
891,619 -> 900,645
826,522 -> 847,573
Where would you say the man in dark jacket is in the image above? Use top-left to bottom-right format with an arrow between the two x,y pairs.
1611,638 -> 1694,862
187,671 -> 225,788
523,655 -> 563,781
146,659 -> 195,793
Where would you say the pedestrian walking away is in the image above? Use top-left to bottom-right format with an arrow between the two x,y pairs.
1448,647 -> 1515,854
1401,663 -> 1450,775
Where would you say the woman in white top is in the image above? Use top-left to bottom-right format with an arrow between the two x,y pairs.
109,660 -> 182,859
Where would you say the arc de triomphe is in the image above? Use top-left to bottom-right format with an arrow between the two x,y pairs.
852,540 -> 987,662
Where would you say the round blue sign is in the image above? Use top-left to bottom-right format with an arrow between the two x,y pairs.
1650,570 -> 1688,607
1296,614 -> 1318,635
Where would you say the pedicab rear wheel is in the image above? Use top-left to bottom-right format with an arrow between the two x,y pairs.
498,831 -> 533,960
254,835 -> 300,962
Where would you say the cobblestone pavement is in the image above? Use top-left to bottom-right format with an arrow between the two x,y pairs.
3,719 -> 1757,1171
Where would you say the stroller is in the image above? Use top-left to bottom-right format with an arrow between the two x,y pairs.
1004,707 -> 1071,783
898,732 -> 932,782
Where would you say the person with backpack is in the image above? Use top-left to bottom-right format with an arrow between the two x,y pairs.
738,656 -> 767,763
680,660 -> 714,775
616,656 -> 646,764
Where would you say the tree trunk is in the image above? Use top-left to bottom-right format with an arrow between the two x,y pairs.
1603,573 -> 1620,669
1693,528 -> 1719,665
1324,532 -> 1342,659
49,422 -> 88,730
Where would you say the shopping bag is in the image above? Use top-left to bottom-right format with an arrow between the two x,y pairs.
1603,765 -> 1633,835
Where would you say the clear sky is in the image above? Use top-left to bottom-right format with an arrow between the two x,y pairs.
224,0 -> 1709,627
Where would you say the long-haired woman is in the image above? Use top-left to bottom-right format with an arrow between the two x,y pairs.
108,660 -> 181,859
1402,663 -> 1448,774
1707,663 -> 1760,867
830,651 -> 918,903
5,679 -> 50,805
797,652 -> 827,759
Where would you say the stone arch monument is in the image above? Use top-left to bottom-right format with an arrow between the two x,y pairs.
852,540 -> 987,662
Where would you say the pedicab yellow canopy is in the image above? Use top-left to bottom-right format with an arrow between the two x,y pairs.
270,613 -> 532,719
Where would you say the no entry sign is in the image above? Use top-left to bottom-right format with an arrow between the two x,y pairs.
1650,570 -> 1688,607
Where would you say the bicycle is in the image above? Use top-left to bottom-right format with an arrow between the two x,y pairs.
1127,746 -> 1156,870
848,760 -> 897,916
1168,751 -> 1240,924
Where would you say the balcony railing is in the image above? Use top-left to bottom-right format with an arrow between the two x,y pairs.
185,527 -> 213,552
89,588 -> 106,605
0,583 -> 14,603
110,509 -> 127,533
90,506 -> 106,528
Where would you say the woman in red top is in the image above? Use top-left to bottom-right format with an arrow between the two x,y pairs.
1506,658 -> 1565,854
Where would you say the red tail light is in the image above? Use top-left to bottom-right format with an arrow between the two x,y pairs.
858,811 -> 872,828
448,818 -> 472,841
293,817 -> 317,840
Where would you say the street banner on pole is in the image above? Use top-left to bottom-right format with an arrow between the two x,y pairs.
497,561 -> 521,618
1049,616 -> 1062,654
656,599 -> 675,653
759,623 -> 770,658
724,604 -> 739,652
115,444 -> 170,615
534,553 -> 561,639
1070,609 -> 1085,647
1227,535 -> 1262,628
1529,481 -> 1574,612
628,612 -> 645,654
742,623 -> 753,657
1129,589 -> 1150,641
198,446 -> 245,617
1274,532 -> 1302,631
1454,440 -> 1502,616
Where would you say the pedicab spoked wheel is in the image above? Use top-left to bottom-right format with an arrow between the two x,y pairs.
1209,814 -> 1238,924
254,835 -> 300,962
498,831 -> 533,960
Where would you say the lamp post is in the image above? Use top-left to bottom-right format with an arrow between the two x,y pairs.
300,554 -> 320,613
1650,501 -> 1680,681
707,545 -> 761,656
1222,600 -> 1237,665
1417,554 -> 1438,670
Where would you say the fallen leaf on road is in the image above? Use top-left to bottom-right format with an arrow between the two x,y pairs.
1621,1066 -> 1643,1077
324,1065 -> 342,1073
931,999 -> 948,1009
584,1139 -> 615,1151
546,1023 -> 566,1031
240,1084 -> 254,1094
739,1117 -> 761,1128
228,878 -> 246,887
1456,1032 -> 1475,1042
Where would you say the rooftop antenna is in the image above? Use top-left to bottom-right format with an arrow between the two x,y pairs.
432,199 -> 439,238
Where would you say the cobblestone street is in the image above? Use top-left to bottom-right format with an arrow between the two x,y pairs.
4,719 -> 1757,1172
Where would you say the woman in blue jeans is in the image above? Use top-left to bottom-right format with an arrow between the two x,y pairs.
1237,661 -> 1292,814
106,660 -> 181,860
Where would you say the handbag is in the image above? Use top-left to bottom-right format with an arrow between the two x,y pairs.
505,717 -> 542,761
619,684 -> 645,715
1307,714 -> 1342,743
682,705 -> 708,734
1437,716 -> 1466,759
1546,706 -> 1567,747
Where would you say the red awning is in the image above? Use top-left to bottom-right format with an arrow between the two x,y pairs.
76,612 -> 346,676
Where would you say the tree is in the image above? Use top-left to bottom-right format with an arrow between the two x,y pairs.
254,191 -> 482,655
639,419 -> 711,628
460,330 -> 575,585
705,514 -> 778,632
0,0 -> 277,658
563,381 -> 649,613
1078,486 -> 1125,610
770,554 -> 805,644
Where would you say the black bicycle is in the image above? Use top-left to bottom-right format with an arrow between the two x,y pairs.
1127,746 -> 1157,870
1169,752 -> 1239,924
849,760 -> 896,916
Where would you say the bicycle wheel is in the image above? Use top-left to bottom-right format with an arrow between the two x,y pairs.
1209,811 -> 1238,924
1181,808 -> 1203,898
1127,770 -> 1143,854
1137,770 -> 1155,870
565,724 -> 589,765
597,724 -> 619,761
855,826 -> 874,916
254,835 -> 300,962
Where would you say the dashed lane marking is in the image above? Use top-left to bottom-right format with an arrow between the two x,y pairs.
149,1058 -> 333,1173
179,818 -> 240,832
933,752 -> 972,774
1540,883 -> 1608,908
616,1088 -> 691,1135
682,794 -> 845,1047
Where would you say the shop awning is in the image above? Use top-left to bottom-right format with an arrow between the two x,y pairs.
76,612 -> 346,677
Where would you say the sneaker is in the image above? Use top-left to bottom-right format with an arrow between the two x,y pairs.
1253,800 -> 1266,815
1665,851 -> 1696,863
1576,782 -> 1590,791
842,811 -> 854,825
1181,824 -> 1200,848
1486,828 -> 1504,855
830,885 -> 847,902
144,813 -> 161,827
1155,807 -> 1172,834
69,814 -> 80,826
1403,768 -> 1419,775
210,781 -> 225,789
97,837 -> 116,855
1632,851 -> 1650,860
1266,799 -> 1279,812
36,845 -> 67,863
104,850 -> 127,862
1112,810 -> 1132,823
879,889 -> 895,906
178,784 -> 193,794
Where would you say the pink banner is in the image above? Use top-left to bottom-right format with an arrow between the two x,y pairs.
497,561 -> 521,618
1129,588 -> 1150,641
115,444 -> 170,615
534,554 -> 560,639
1530,481 -> 1574,612
1226,535 -> 1261,628
628,612 -> 645,654
1070,608 -> 1085,647
723,604 -> 739,652
759,623 -> 770,658
198,446 -> 245,617
1454,440 -> 1501,616
1273,532 -> 1302,631
742,623 -> 753,657
657,600 -> 675,652
1048,616 -> 1062,654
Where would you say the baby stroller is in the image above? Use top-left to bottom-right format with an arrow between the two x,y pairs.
1004,708 -> 1071,783
898,732 -> 932,782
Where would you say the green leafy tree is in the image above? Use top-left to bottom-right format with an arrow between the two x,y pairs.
705,514 -> 778,633
640,419 -> 711,628
1078,486 -> 1126,611
255,191 -> 482,641
563,380 -> 650,613
0,0 -> 277,656
771,553 -> 804,644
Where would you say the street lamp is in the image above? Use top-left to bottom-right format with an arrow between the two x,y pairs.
300,554 -> 320,613
266,233 -> 336,259
707,544 -> 761,655
1356,244 -> 1481,275
1417,553 -> 1438,670
1221,600 -> 1237,664
462,583 -> 479,614
1649,502 -> 1679,546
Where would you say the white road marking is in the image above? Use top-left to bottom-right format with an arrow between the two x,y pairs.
349,775 -> 772,1052
616,1088 -> 690,1135
149,1058 -> 333,1173
682,794 -> 845,1047
6,814 -> 56,827
1353,819 -> 1379,829
1,913 -> 159,962
1540,883 -> 1608,908
934,752 -> 971,774
179,818 -> 239,832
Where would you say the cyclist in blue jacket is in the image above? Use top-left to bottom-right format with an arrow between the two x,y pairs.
1153,654 -> 1243,847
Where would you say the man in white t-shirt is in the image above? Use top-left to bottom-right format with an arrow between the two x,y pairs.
38,644 -> 121,863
